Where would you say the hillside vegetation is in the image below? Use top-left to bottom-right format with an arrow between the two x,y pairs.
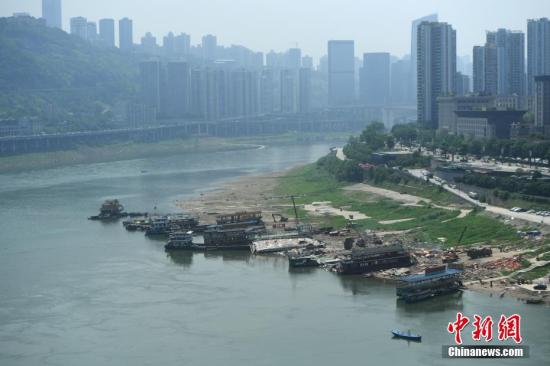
0,16 -> 138,131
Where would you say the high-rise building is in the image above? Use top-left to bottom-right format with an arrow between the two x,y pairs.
527,18 -> 550,96
483,42 -> 499,95
202,34 -> 217,61
86,22 -> 97,42
390,58 -> 411,105
165,62 -> 190,118
535,75 -> 550,135
298,67 -> 312,113
417,22 -> 456,129
478,29 -> 525,98
174,33 -> 191,55
139,61 -> 161,114
42,0 -> 62,29
410,13 -> 438,103
280,69 -> 298,113
99,19 -> 115,47
140,32 -> 157,54
70,17 -> 88,40
327,40 -> 355,106
359,52 -> 390,106
455,72 -> 471,96
266,51 -> 285,69
260,68 -> 276,114
302,55 -> 313,69
472,46 -> 485,93
163,32 -> 175,56
189,69 -> 205,118
286,48 -> 302,69
119,18 -> 133,51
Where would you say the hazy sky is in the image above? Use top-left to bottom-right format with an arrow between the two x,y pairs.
1,0 -> 549,60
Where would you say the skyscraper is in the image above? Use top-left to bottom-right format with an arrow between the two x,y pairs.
302,56 -> 313,69
42,0 -> 62,29
86,22 -> 97,42
260,68 -> 276,114
165,62 -> 190,118
410,13 -> 438,103
163,32 -> 175,56
70,17 -> 88,40
99,19 -> 115,47
527,18 -> 550,96
299,67 -> 312,113
327,40 -> 355,106
483,42 -> 499,95
140,32 -> 157,54
286,48 -> 302,69
202,35 -> 217,61
417,22 -> 456,128
390,58 -> 411,105
119,18 -> 133,51
473,46 -> 485,93
534,75 -> 550,135
280,69 -> 298,113
359,52 -> 390,106
479,29 -> 525,98
174,33 -> 191,55
455,72 -> 471,96
139,61 -> 161,114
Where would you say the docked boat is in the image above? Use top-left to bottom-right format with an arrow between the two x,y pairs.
123,217 -> 151,231
145,214 -> 199,236
337,245 -> 413,275
289,255 -> 319,268
164,232 -> 199,251
146,217 -> 170,236
202,225 -> 252,250
89,199 -> 127,220
391,329 -> 422,342
396,266 -> 463,303
216,211 -> 263,229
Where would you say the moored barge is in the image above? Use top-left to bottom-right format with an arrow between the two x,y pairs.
216,211 -> 263,229
164,231 -> 204,251
396,265 -> 463,303
337,245 -> 413,275
202,225 -> 252,250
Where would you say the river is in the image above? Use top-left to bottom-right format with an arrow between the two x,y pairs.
0,143 -> 548,366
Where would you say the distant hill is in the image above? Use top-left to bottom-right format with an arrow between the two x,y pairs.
0,16 -> 138,132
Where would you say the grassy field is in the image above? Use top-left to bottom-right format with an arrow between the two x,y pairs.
515,263 -> 550,281
374,178 -> 465,206
275,164 -> 519,247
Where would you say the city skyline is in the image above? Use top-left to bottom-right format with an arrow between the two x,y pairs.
1,0 -> 548,61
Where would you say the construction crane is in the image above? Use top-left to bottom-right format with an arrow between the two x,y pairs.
457,226 -> 468,245
267,194 -> 302,225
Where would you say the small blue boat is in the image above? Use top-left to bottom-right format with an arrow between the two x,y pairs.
392,329 -> 422,342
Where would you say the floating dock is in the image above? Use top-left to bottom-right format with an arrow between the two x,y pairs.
251,237 -> 324,254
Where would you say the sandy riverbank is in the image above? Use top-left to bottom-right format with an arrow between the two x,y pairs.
177,171 -> 283,224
